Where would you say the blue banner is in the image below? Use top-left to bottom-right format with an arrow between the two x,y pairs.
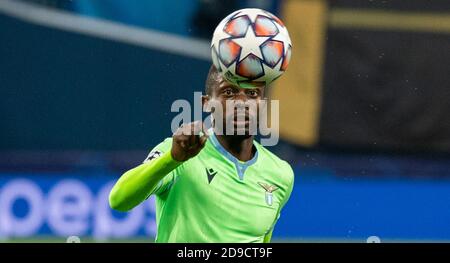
0,173 -> 156,240
1,171 -> 450,241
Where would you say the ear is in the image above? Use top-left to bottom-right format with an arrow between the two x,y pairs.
202,95 -> 211,112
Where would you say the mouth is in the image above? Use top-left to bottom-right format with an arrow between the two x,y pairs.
232,112 -> 253,122
230,115 -> 256,129
233,115 -> 250,121
233,108 -> 253,119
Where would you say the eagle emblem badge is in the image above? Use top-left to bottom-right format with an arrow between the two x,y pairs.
258,182 -> 279,206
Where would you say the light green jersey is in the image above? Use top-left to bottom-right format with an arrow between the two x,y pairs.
148,129 -> 294,243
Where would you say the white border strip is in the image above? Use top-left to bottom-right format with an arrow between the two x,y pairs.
0,0 -> 211,61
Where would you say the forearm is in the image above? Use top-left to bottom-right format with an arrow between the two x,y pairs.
109,151 -> 181,212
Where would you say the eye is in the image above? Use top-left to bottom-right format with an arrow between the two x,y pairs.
223,88 -> 234,96
247,89 -> 259,97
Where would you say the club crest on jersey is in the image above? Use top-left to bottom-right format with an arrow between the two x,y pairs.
258,182 -> 279,206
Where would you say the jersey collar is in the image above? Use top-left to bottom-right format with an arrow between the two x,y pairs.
207,128 -> 258,181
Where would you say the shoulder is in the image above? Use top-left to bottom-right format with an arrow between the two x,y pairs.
255,142 -> 295,187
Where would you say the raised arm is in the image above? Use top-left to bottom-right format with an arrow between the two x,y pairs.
109,121 -> 208,212
109,151 -> 181,212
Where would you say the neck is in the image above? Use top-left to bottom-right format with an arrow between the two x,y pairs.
214,133 -> 255,162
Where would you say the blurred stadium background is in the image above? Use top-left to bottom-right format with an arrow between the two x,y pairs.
1,0 -> 450,243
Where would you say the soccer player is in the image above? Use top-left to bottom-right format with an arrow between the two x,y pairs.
109,65 -> 294,243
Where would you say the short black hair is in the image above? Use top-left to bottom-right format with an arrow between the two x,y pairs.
205,64 -> 221,96
204,64 -> 267,96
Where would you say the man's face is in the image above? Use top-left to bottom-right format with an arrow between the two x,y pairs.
204,75 -> 265,136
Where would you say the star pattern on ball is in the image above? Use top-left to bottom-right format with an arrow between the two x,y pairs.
271,22 -> 291,56
242,8 -> 266,23
210,8 -> 292,88
214,56 -> 248,82
254,60 -> 284,85
224,61 -> 248,82
212,25 -> 231,52
232,27 -> 269,61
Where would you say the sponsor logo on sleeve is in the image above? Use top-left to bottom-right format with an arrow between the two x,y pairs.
143,150 -> 163,163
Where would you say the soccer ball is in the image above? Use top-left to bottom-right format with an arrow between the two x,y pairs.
211,8 -> 292,88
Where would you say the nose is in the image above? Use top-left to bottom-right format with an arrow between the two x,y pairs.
234,90 -> 248,103
234,98 -> 247,110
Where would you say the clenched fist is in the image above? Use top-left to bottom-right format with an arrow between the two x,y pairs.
171,121 -> 209,162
